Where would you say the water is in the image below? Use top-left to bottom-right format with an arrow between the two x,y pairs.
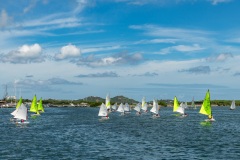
1,107 -> 240,159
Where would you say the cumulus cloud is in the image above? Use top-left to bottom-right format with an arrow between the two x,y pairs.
75,52 -> 143,67
206,53 -> 233,62
0,43 -> 44,63
75,71 -> 119,78
179,66 -> 211,74
55,44 -> 81,60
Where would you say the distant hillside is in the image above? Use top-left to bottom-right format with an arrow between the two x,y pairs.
82,96 -> 104,103
81,95 -> 138,104
111,95 -> 139,104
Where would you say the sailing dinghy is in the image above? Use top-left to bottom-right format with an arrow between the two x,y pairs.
230,100 -> 236,110
14,104 -> 29,124
150,99 -> 160,118
98,103 -> 109,120
199,89 -> 215,122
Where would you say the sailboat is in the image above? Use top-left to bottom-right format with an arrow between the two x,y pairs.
191,97 -> 196,109
176,102 -> 188,117
199,89 -> 215,122
10,97 -> 23,121
134,103 -> 141,115
173,96 -> 180,112
230,100 -> 236,110
117,103 -> 125,115
13,104 -> 29,124
111,103 -> 117,111
98,103 -> 109,120
150,99 -> 160,118
124,103 -> 131,113
141,97 -> 148,112
29,95 -> 40,116
105,93 -> 111,112
37,97 -> 44,112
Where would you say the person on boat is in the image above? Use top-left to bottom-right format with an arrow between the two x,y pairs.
21,119 -> 24,123
156,114 -> 159,117
183,113 -> 188,117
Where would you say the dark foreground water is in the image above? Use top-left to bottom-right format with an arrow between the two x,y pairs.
0,106 -> 240,159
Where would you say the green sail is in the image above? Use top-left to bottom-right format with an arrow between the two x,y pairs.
38,97 -> 44,112
16,97 -> 22,109
30,95 -> 40,114
199,90 -> 211,116
173,96 -> 179,112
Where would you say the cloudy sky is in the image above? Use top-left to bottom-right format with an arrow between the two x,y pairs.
1,0 -> 240,102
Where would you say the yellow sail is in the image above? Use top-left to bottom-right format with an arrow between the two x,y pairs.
199,90 -> 211,116
30,95 -> 40,115
173,96 -> 179,112
16,97 -> 22,109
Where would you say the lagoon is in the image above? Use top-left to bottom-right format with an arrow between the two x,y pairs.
0,107 -> 240,159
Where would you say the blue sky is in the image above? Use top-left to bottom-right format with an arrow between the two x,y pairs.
1,0 -> 240,102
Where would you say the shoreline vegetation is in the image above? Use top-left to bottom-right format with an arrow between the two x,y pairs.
0,95 -> 239,108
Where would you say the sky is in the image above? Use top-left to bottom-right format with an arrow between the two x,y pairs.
1,0 -> 240,102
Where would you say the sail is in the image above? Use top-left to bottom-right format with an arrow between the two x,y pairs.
173,96 -> 179,112
38,97 -> 44,112
30,95 -> 40,114
134,103 -> 141,112
111,103 -> 117,110
14,104 -> 28,120
98,103 -> 108,116
124,103 -> 130,112
117,103 -> 124,113
191,97 -> 196,109
230,100 -> 236,110
199,90 -> 211,116
150,99 -> 159,114
105,94 -> 111,109
141,97 -> 148,111
16,97 -> 22,109
176,102 -> 185,114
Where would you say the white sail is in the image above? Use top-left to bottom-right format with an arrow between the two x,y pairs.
14,104 -> 28,120
11,108 -> 19,116
134,103 -> 141,112
150,99 -> 159,114
141,97 -> 148,111
176,102 -> 185,114
111,103 -> 117,110
117,103 -> 124,113
124,103 -> 130,112
98,103 -> 108,117
230,100 -> 236,110
105,93 -> 111,109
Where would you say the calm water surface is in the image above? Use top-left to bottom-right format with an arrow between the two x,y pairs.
0,106 -> 240,159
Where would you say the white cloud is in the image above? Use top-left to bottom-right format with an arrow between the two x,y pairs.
55,44 -> 81,60
0,43 -> 44,63
206,53 -> 233,62
23,0 -> 37,13
158,44 -> 204,54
